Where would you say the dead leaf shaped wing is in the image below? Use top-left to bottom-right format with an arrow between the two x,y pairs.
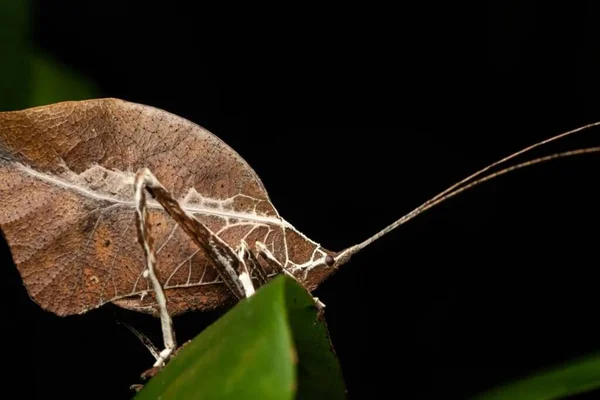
0,98 -> 331,317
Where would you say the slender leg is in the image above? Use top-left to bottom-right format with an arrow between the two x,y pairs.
133,168 -> 293,374
134,170 -> 177,368
118,319 -> 168,386
240,239 -> 269,286
121,321 -> 161,362
236,241 -> 255,297
135,168 -> 245,299
134,168 -> 256,369
256,241 -> 287,276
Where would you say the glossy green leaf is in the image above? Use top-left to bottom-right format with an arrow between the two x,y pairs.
135,275 -> 346,400
472,353 -> 600,400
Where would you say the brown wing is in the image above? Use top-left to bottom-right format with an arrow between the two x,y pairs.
0,98 -> 328,317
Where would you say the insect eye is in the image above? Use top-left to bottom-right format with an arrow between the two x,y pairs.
325,255 -> 335,267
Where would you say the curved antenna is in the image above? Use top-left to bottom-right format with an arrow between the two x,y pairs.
335,121 -> 600,265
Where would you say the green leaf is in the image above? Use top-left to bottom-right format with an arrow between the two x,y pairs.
29,52 -> 99,107
0,0 -> 98,112
135,275 -> 346,400
472,353 -> 600,400
0,0 -> 31,111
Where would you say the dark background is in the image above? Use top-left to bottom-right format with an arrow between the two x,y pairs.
3,1 -> 600,399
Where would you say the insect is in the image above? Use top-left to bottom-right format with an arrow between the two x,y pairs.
1,98 -> 599,370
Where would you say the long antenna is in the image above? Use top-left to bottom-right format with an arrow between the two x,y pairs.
334,122 -> 600,265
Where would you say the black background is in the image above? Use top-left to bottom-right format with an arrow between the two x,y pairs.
3,2 -> 600,399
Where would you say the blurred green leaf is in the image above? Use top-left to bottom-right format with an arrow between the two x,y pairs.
472,353 -> 600,400
0,0 -> 31,111
135,275 -> 346,400
29,52 -> 98,107
0,0 -> 98,112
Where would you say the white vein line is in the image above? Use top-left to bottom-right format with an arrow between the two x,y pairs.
272,235 -> 282,269
310,246 -> 321,263
156,224 -> 178,254
240,224 -> 264,242
216,222 -> 269,236
197,261 -> 208,284
165,250 -> 200,286
281,224 -> 290,267
164,279 -> 223,290
18,163 -> 135,204
258,228 -> 273,256
132,263 -> 147,294
110,266 -> 224,303
186,257 -> 192,285
263,228 -> 273,244
17,162 -> 293,227
294,253 -> 328,273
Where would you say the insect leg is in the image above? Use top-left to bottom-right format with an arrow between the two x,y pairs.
239,239 -> 269,285
236,242 -> 255,297
256,241 -> 286,275
134,170 -> 177,368
120,321 -> 161,362
134,168 -> 246,300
